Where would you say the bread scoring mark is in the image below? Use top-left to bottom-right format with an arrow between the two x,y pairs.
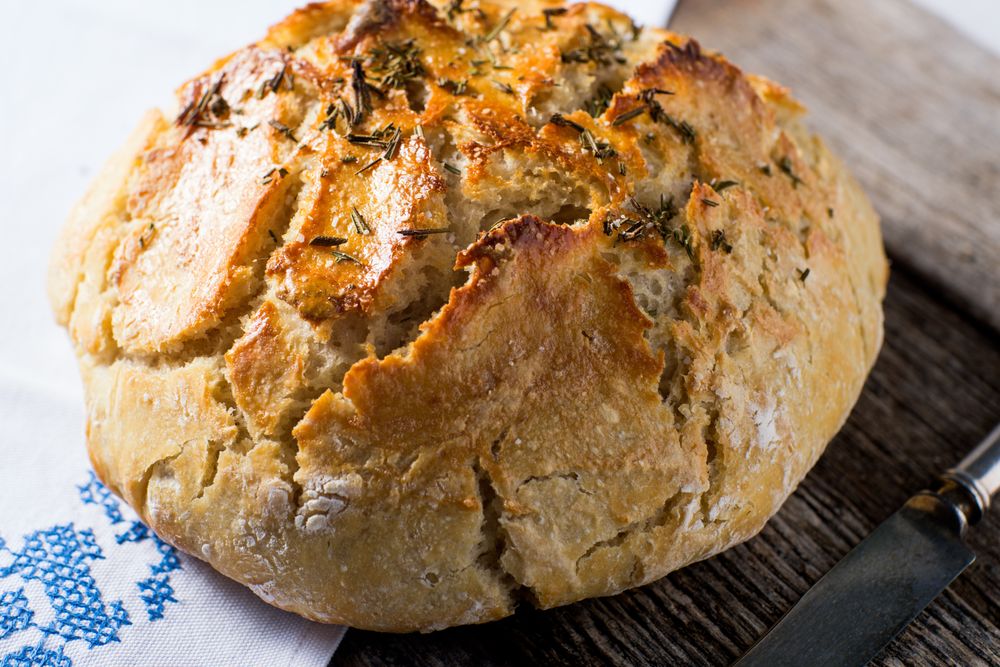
193,440 -> 224,500
134,447 -> 185,526
337,0 -> 403,51
515,470 -> 585,493
268,133 -> 448,322
472,459 -> 526,608
573,489 -> 686,574
110,47 -> 311,356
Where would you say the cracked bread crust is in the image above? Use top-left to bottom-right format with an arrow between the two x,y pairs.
49,0 -> 887,631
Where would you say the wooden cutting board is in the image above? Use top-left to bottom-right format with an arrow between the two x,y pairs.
673,0 -> 1000,332
335,2 -> 1000,665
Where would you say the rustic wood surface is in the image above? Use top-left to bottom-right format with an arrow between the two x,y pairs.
332,265 -> 1000,666
333,1 -> 1000,664
672,0 -> 1000,331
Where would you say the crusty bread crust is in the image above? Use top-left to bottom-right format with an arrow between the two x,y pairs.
49,0 -> 887,631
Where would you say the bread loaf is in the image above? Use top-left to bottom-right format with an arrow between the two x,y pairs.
49,0 -> 888,631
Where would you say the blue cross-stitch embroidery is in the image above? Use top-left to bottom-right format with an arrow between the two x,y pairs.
0,639 -> 71,667
138,536 -> 181,621
0,590 -> 32,641
150,538 -> 181,577
76,472 -> 182,621
76,476 -> 123,526
0,472 -> 184,665
137,575 -> 175,622
77,474 -> 149,546
0,524 -> 130,647
114,522 -> 148,545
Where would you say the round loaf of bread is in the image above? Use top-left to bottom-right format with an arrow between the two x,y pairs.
49,0 -> 888,631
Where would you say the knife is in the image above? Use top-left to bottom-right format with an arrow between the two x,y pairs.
736,422 -> 1000,666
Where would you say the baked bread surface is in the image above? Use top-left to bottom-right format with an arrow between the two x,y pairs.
49,0 -> 888,631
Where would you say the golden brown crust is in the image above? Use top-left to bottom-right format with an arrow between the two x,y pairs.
225,301 -> 306,439
266,133 -> 448,321
110,48 -> 311,355
49,0 -> 887,631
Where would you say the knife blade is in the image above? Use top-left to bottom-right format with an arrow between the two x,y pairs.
736,423 -> 1000,666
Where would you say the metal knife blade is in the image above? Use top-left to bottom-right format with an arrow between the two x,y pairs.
735,495 -> 974,666
736,423 -> 1000,666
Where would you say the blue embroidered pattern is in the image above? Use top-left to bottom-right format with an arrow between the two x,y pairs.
0,524 -> 130,647
76,472 -> 182,621
76,476 -> 123,526
0,590 -> 32,641
139,537 -> 181,622
0,472 -> 183,665
1,640 -> 71,667
114,522 -> 149,545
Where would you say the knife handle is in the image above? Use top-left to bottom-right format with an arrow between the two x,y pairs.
939,422 -> 1000,526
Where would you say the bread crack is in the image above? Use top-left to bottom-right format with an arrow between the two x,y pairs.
515,471 -> 590,495
193,440 -> 224,501
574,490 -> 685,575
473,458 -> 531,608
135,446 -> 185,523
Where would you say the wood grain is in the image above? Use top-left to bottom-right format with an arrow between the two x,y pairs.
332,266 -> 1000,667
672,0 -> 1000,331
